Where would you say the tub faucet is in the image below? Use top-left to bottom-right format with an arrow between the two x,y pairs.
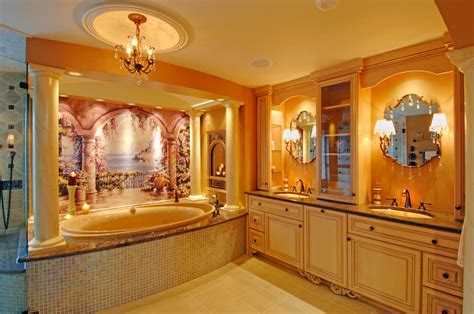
174,188 -> 179,203
402,188 -> 412,208
294,179 -> 305,194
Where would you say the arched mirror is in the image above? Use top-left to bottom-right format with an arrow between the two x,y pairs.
376,94 -> 445,167
283,110 -> 317,163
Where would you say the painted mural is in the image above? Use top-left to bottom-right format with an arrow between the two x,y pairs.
58,98 -> 190,201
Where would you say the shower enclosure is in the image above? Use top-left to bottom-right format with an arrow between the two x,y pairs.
0,52 -> 28,312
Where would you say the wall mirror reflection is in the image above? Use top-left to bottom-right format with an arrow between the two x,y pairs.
379,94 -> 443,167
283,110 -> 317,164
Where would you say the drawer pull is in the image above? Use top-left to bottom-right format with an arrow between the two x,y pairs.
432,239 -> 438,245
253,239 -> 257,243
299,224 -> 302,228
321,209 -> 325,213
258,202 -> 262,206
347,237 -> 351,241
369,226 -> 375,231
441,310 -> 448,314
442,272 -> 450,279
285,208 -> 289,212
253,218 -> 257,223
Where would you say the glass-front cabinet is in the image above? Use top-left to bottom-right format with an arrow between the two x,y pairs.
317,74 -> 368,204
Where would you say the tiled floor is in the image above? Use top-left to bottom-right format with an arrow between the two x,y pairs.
102,255 -> 390,313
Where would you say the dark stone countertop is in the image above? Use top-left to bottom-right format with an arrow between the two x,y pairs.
245,190 -> 463,234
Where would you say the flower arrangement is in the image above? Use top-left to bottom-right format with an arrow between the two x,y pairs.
75,170 -> 89,188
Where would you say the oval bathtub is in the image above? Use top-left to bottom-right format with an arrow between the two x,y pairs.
61,203 -> 215,240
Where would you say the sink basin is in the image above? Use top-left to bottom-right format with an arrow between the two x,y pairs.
369,206 -> 434,219
273,192 -> 311,199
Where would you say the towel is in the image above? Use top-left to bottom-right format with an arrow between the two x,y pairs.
457,222 -> 465,268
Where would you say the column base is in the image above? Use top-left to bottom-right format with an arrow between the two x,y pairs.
221,204 -> 242,218
86,190 -> 97,195
28,235 -> 66,255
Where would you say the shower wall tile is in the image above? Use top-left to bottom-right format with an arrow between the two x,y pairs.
26,216 -> 246,313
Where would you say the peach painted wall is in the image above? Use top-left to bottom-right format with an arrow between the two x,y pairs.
274,96 -> 317,192
371,71 -> 455,211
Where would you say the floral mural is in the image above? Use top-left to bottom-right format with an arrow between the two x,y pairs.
58,99 -> 190,202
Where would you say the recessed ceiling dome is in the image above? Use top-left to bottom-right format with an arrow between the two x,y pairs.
81,3 -> 188,53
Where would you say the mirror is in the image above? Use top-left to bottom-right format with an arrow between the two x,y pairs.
384,94 -> 441,167
283,110 -> 317,163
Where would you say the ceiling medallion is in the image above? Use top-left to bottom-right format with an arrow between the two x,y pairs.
115,13 -> 155,84
80,3 -> 188,83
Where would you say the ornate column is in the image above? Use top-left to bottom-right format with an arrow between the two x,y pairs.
82,136 -> 97,194
167,138 -> 177,189
222,101 -> 243,217
186,110 -> 204,200
447,46 -> 474,313
28,65 -> 65,251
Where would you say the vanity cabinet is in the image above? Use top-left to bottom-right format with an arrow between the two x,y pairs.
316,73 -> 370,204
265,213 -> 304,268
304,207 -> 347,286
348,234 -> 421,313
247,195 -> 304,268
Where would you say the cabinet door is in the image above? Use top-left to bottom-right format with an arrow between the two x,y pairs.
305,207 -> 347,286
265,213 -> 303,268
257,95 -> 271,190
318,75 -> 357,203
348,235 -> 421,313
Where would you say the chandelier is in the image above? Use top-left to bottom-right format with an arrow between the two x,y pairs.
115,13 -> 156,84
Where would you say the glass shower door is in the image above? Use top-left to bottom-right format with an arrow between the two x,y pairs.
0,54 -> 28,313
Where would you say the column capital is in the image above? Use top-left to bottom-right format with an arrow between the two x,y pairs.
29,64 -> 65,80
222,100 -> 244,109
447,46 -> 474,73
186,109 -> 204,118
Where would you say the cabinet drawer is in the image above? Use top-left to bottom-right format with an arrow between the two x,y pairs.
422,287 -> 463,314
249,196 -> 303,220
423,253 -> 463,297
249,229 -> 264,252
249,210 -> 264,232
348,215 -> 460,256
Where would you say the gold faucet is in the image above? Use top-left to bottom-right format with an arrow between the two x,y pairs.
402,188 -> 412,208
294,179 -> 305,194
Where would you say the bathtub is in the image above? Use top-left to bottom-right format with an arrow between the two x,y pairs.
61,202 -> 215,240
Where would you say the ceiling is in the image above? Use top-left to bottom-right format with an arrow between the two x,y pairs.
59,75 -> 215,111
0,0 -> 447,87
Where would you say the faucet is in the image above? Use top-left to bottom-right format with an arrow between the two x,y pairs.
294,179 -> 305,194
402,188 -> 412,208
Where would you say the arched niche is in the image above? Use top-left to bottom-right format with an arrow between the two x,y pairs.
208,130 -> 226,190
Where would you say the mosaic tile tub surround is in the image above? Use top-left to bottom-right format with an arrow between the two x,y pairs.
26,216 -> 246,312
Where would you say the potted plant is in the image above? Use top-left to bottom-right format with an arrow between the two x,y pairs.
75,170 -> 88,202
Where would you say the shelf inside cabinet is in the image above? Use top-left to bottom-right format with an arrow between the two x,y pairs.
323,133 -> 350,137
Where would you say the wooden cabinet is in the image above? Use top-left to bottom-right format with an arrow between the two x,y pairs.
423,253 -> 463,297
316,73 -> 370,204
304,207 -> 347,286
256,94 -> 272,190
348,234 -> 421,313
265,213 -> 304,268
422,287 -> 463,314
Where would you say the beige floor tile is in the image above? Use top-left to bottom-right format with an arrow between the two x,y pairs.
102,256 -> 388,314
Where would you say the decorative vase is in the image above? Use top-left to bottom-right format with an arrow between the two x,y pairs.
67,185 -> 77,217
76,186 -> 87,202
154,177 -> 165,191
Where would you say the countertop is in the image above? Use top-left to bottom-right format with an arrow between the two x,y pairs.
245,190 -> 463,234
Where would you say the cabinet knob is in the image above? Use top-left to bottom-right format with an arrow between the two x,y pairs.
432,239 -> 438,245
285,208 -> 289,212
258,202 -> 261,206
347,237 -> 351,241
455,205 -> 462,210
441,310 -> 448,314
321,209 -> 325,213
299,224 -> 302,228
352,193 -> 356,197
369,226 -> 375,231
253,239 -> 257,243
253,218 -> 257,223
442,273 -> 449,279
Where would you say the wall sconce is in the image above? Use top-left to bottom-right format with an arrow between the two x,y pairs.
429,113 -> 448,146
373,119 -> 396,156
283,128 -> 301,142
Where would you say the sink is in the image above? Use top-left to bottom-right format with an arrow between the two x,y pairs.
273,192 -> 311,199
369,206 -> 434,219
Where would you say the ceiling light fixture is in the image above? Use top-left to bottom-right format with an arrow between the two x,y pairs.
59,94 -> 69,98
115,13 -> 156,85
155,106 -> 163,109
95,98 -> 104,102
250,59 -> 273,68
127,102 -> 136,106
315,0 -> 340,11
66,71 -> 83,77
216,98 -> 225,102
